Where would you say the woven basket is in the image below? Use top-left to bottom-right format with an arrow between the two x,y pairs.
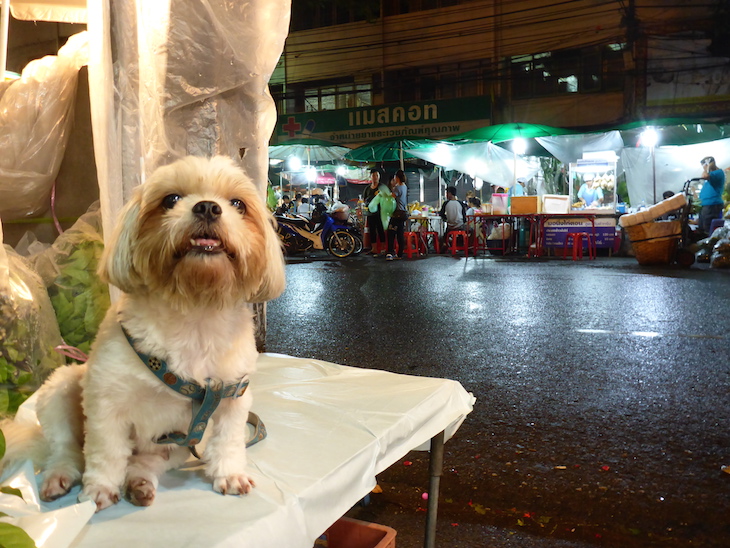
632,235 -> 679,265
625,221 -> 681,243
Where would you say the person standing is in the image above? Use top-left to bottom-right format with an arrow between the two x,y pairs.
363,168 -> 386,254
386,170 -> 408,261
699,156 -> 725,235
440,185 -> 467,249
510,179 -> 526,197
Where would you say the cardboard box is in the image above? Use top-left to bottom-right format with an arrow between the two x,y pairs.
317,518 -> 397,548
510,196 -> 538,214
542,195 -> 570,214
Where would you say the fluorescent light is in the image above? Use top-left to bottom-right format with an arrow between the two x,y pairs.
287,156 -> 302,171
640,128 -> 659,148
512,138 -> 527,155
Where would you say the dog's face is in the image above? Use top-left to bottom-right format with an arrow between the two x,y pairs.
99,156 -> 285,309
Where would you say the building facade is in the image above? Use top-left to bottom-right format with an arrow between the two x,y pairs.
271,0 -> 730,145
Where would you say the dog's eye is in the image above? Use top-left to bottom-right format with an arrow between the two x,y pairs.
230,199 -> 246,214
162,194 -> 182,209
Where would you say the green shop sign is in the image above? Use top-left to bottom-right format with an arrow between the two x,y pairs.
274,97 -> 491,145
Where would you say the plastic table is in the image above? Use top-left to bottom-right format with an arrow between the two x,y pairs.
20,353 -> 474,548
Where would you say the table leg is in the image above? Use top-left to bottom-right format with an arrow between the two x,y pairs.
424,430 -> 445,548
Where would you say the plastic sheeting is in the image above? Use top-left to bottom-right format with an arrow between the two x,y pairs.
86,0 -> 291,243
0,31 -> 88,219
9,353 -> 473,548
0,461 -> 95,548
406,141 -> 538,189
621,137 -> 730,206
536,131 -> 624,166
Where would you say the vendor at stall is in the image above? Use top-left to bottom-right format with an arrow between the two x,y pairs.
509,179 -> 526,197
699,156 -> 725,235
577,174 -> 603,208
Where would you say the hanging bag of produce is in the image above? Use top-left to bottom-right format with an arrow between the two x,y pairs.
30,202 -> 111,357
0,222 -> 65,417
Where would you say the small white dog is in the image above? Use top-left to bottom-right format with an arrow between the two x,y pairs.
2,155 -> 285,511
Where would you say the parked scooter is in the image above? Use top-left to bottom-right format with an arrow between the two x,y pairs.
329,202 -> 364,254
275,203 -> 360,258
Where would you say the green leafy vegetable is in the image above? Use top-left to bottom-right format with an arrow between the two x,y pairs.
0,523 -> 37,548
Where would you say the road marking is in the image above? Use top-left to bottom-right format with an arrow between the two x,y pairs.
576,328 -> 724,339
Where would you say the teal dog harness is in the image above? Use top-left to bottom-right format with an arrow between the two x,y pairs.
121,324 -> 266,457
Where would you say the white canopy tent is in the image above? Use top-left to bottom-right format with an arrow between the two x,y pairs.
621,137 -> 730,206
406,128 -> 729,207
405,140 -> 539,189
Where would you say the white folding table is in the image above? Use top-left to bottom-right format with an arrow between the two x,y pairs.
31,353 -> 474,547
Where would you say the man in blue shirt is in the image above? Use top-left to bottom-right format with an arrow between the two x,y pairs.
699,156 -> 725,235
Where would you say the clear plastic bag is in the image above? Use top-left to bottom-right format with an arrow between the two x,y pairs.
710,238 -> 730,269
0,226 -> 65,417
0,32 -> 89,220
29,202 -> 110,356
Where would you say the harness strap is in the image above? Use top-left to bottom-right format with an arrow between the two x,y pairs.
121,324 -> 266,457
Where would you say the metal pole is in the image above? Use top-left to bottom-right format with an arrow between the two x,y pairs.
651,146 -> 656,204
424,430 -> 445,548
1,0 -> 10,79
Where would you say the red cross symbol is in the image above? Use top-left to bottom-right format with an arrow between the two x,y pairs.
282,117 -> 301,138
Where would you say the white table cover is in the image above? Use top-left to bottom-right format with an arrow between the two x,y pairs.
33,353 -> 474,547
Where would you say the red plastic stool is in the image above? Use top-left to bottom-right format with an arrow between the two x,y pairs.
402,232 -> 422,259
447,230 -> 469,257
563,232 -> 595,260
423,231 -> 440,254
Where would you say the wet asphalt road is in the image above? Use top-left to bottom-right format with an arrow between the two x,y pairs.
265,252 -> 730,547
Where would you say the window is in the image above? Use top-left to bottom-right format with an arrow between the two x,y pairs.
603,43 -> 626,91
320,87 -> 336,110
420,67 -> 438,101
509,45 -> 625,99
304,89 -> 319,112
356,84 -> 372,108
290,0 -> 381,31
440,63 -> 459,99
383,60 -> 493,103
534,53 -> 558,96
511,55 -> 533,99
274,80 -> 373,114
461,61 -> 480,97
581,50 -> 601,92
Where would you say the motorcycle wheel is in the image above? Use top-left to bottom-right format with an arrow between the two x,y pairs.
328,230 -> 357,258
278,231 -> 299,256
352,233 -> 364,254
675,247 -> 696,267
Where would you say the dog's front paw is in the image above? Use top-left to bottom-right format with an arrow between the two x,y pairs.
40,471 -> 78,501
81,484 -> 120,512
125,477 -> 156,507
213,474 -> 255,496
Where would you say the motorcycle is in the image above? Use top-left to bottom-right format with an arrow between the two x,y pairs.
275,203 -> 361,258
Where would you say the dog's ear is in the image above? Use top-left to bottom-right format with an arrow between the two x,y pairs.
243,200 -> 286,303
98,190 -> 144,293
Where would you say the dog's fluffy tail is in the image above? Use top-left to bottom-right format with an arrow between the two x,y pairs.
0,415 -> 49,475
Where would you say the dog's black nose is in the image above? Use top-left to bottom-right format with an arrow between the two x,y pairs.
193,201 -> 222,221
